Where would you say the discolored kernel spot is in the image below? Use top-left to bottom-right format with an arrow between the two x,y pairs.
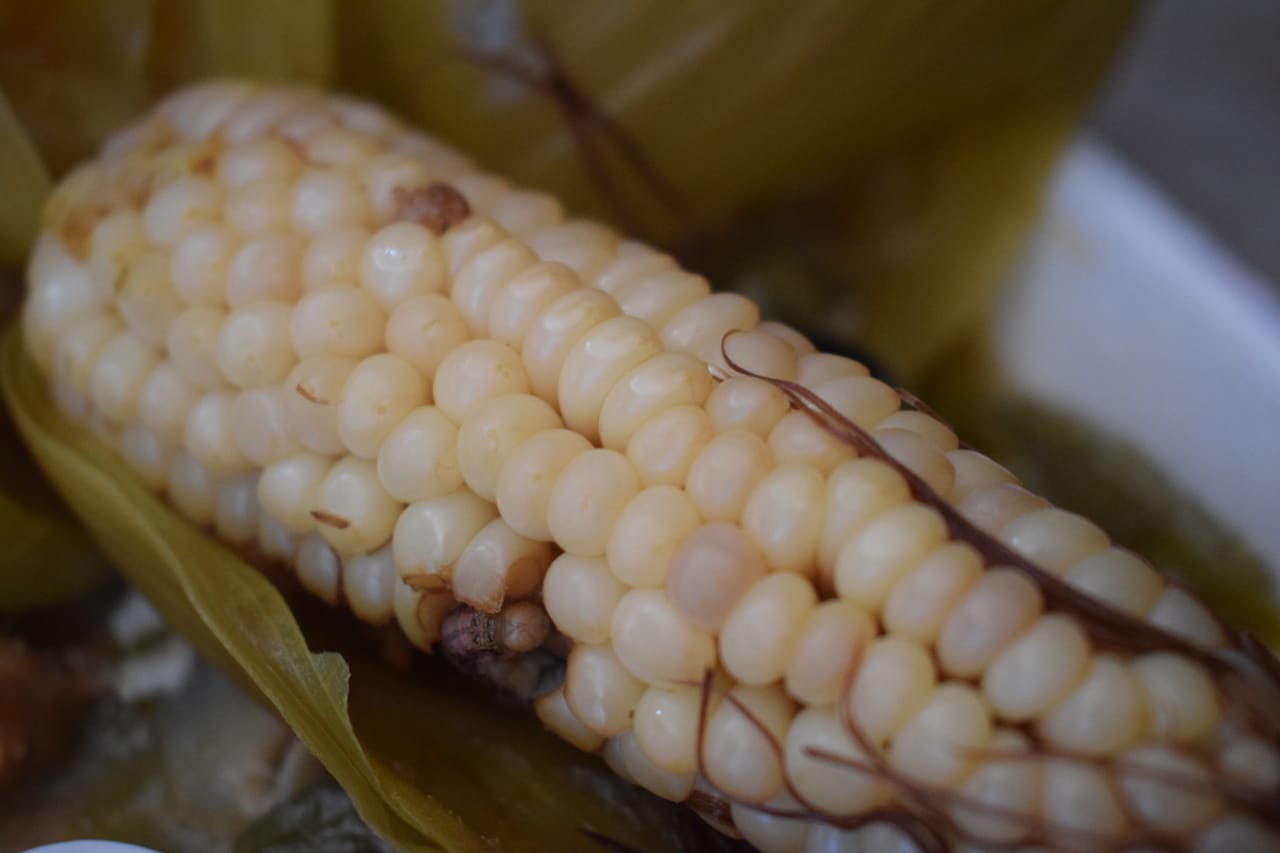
395,182 -> 472,234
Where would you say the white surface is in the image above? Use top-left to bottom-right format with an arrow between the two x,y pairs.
20,843 -> 159,853
996,140 -> 1280,576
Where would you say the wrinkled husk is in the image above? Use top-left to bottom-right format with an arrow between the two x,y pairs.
0,325 -> 736,852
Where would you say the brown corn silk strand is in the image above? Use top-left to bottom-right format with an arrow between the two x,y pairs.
464,26 -> 699,244
893,386 -> 976,452
693,335 -> 1280,847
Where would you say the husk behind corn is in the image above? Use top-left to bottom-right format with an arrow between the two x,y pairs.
0,325 -> 730,852
1,1 -> 1138,354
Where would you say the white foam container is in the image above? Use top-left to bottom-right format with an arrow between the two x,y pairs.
995,139 -> 1280,579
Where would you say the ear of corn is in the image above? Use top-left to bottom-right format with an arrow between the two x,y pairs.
17,81 -> 1280,852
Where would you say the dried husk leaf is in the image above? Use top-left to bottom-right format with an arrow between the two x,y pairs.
335,1 -> 1134,231
0,90 -> 50,266
0,323 -> 728,852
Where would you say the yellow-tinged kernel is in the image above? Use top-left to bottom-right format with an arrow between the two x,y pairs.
432,339 -> 530,424
937,568 -> 1043,679
359,222 -> 446,309
998,507 -> 1111,576
258,452 -> 332,534
612,268 -> 710,329
611,729 -> 697,803
741,462 -> 828,576
1064,548 -> 1163,617
731,794 -> 809,853
785,707 -> 892,816
546,448 -> 640,558
226,234 -> 303,307
486,261 -> 578,349
959,482 -> 1052,534
526,219 -> 618,282
720,328 -> 800,382
633,683 -> 718,776
564,644 -> 647,737
90,332 -> 158,423
450,518 -> 550,613
626,403 -> 715,488
118,250 -> 183,346
214,473 -> 261,545
168,306 -> 228,389
342,546 -> 397,625
168,452 -> 218,525
783,599 -> 875,706
290,285 -> 385,359
795,352 -> 869,387
872,428 -> 955,497
757,321 -> 816,356
535,688 -> 606,754
495,428 -> 593,541
1132,653 -> 1220,742
336,353 -> 429,460
888,683 -> 991,786
701,684 -> 795,805
455,394 -> 562,502
767,411 -> 852,473
185,390 -> 249,474
705,376 -> 791,437
543,554 -> 626,645
611,589 -> 717,686
834,503 -> 948,610
303,225 -> 370,292
521,287 -> 621,405
1039,654 -> 1146,756
296,533 -> 342,606
982,614 -> 1091,722
847,635 -> 937,745
606,486 -> 701,588
558,315 -> 663,442
1118,744 -> 1220,833
391,488 -> 496,584
451,238 -> 539,337
685,429 -> 775,524
216,301 -> 296,389
719,573 -> 818,687
950,730 -> 1041,845
662,292 -> 760,372
384,293 -> 471,380
818,457 -> 912,580
598,351 -> 713,451
881,542 -> 982,644
310,456 -> 402,555
284,355 -> 356,456
232,387 -> 301,468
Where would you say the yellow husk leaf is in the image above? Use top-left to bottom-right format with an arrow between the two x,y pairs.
0,323 -> 716,852
0,89 -> 50,265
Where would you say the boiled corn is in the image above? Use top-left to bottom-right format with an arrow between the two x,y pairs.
22,81 -> 1280,853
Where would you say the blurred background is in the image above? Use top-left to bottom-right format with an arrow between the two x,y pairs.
1092,0 -> 1279,286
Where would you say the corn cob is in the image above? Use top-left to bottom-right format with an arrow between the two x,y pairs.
21,81 -> 1280,853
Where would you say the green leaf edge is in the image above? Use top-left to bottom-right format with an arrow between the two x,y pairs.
0,320 -> 478,853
